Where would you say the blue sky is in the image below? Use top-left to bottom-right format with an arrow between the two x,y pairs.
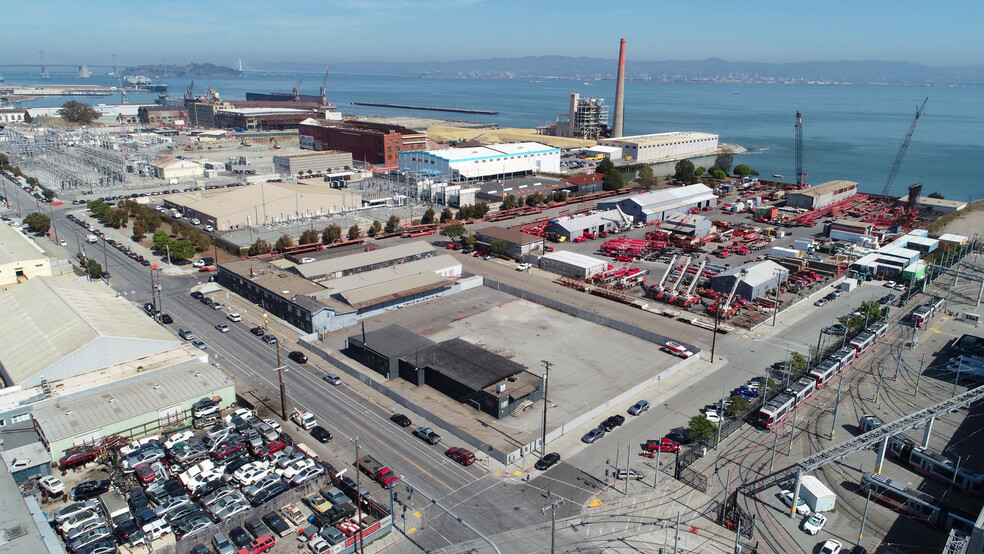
5,0 -> 981,67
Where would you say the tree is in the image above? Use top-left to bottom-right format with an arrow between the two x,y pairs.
637,166 -> 658,189
928,191 -> 945,199
602,168 -> 625,191
169,239 -> 195,261
711,169 -> 727,180
370,220 -> 383,237
440,208 -> 454,223
490,239 -> 508,255
674,160 -> 697,184
57,101 -> 100,125
275,234 -> 294,252
440,224 -> 467,241
152,230 -> 170,252
725,396 -> 749,417
597,158 -> 615,175
193,233 -> 212,252
552,190 -> 569,203
347,224 -> 361,241
42,189 -> 55,201
694,166 -> 706,177
525,194 -> 538,207
472,202 -> 491,218
714,154 -> 734,175
789,352 -> 807,374
299,229 -> 320,245
688,415 -> 717,442
464,234 -> 476,246
86,259 -> 103,278
733,164 -> 753,177
323,223 -> 342,244
421,208 -> 436,225
132,220 -> 147,240
23,212 -> 51,233
249,238 -> 272,256
457,205 -> 474,220
385,215 -> 402,234
501,195 -> 518,210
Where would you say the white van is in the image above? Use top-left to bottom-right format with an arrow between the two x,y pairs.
142,518 -> 171,540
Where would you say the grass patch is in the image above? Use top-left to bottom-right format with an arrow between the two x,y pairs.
927,199 -> 984,234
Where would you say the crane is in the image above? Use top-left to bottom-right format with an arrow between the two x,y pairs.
320,67 -> 330,106
794,111 -> 806,187
292,77 -> 305,102
185,80 -> 195,100
676,259 -> 706,307
39,50 -> 49,79
118,78 -> 127,104
650,254 -> 677,299
720,269 -> 746,317
664,256 -> 692,303
881,97 -> 929,197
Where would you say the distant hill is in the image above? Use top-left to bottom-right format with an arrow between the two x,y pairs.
122,63 -> 242,78
249,57 -> 984,85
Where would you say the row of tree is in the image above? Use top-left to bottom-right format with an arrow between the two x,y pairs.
499,191 -> 569,210
0,153 -> 56,202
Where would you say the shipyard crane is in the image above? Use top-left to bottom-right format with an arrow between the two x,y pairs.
39,50 -> 49,79
676,259 -> 706,307
794,111 -> 807,187
118,78 -> 127,104
185,80 -> 195,100
292,77 -> 305,102
720,269 -> 745,316
881,97 -> 929,197
320,67 -> 330,106
664,256 -> 692,303
650,254 -> 677,299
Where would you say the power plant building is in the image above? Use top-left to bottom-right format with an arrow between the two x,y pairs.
554,93 -> 609,140
399,142 -> 560,180
298,120 -> 427,169
596,132 -> 719,163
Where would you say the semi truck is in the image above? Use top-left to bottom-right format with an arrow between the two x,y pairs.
357,455 -> 399,488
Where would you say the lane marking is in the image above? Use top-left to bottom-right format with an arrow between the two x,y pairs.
342,415 -> 456,493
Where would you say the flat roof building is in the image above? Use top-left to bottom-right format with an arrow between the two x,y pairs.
597,184 -> 718,224
150,156 -> 204,181
539,251 -> 607,279
399,142 -> 560,180
543,211 -> 626,241
294,241 -> 436,282
0,278 -> 180,388
662,213 -> 713,238
786,180 -> 858,209
273,151 -> 354,176
0,222 -> 51,290
897,195 -> 967,213
0,461 -> 63,553
597,131 -> 718,163
711,260 -> 788,302
475,175 -> 570,203
137,105 -> 187,125
345,324 -> 435,380
299,120 -> 427,169
474,226 -> 545,258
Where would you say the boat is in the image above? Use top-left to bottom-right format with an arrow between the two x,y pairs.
732,90 -> 740,95
772,174 -> 784,178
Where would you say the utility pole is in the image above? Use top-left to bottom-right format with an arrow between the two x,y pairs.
276,342 -> 287,421
830,371 -> 845,440
542,498 -> 564,554
47,202 -> 58,243
354,438 -> 365,554
772,270 -> 782,326
540,360 -> 552,458
710,310 -> 719,362
914,353 -> 926,397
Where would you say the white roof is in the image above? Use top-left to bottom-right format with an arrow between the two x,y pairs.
218,107 -> 308,115
602,131 -> 717,146
418,142 -> 558,162
316,255 -> 460,295
541,251 -> 607,270
717,260 -> 787,287
0,221 -> 46,265
939,233 -> 968,243
0,278 -> 178,385
295,241 -> 435,280
622,184 -> 716,211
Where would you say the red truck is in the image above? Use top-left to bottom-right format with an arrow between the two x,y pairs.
358,455 -> 399,488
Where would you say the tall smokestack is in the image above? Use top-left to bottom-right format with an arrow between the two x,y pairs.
612,38 -> 627,138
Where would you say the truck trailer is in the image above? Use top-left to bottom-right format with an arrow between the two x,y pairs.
799,475 -> 836,512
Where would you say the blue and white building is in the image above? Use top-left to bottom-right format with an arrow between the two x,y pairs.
399,142 -> 561,180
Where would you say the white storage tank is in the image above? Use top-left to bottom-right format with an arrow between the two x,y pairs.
799,475 -> 836,512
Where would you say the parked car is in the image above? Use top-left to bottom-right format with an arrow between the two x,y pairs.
390,414 -> 412,427
516,263 -> 531,271
628,400 -> 650,416
261,511 -> 291,537
413,426 -> 441,445
288,351 -> 308,363
228,526 -> 252,548
322,373 -> 342,385
819,539 -> 843,554
39,475 -> 65,497
616,468 -> 644,480
534,452 -> 561,471
601,414 -> 625,431
444,447 -> 476,466
310,426 -> 332,443
645,438 -> 680,453
70,480 -> 111,501
239,534 -> 276,554
581,427 -> 606,444
802,512 -> 827,535
814,298 -> 829,307
59,448 -> 97,470
779,489 -> 812,515
664,429 -> 693,445
53,501 -> 98,525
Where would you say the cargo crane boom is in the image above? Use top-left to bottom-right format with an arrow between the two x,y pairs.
881,97 -> 929,197
293,77 -> 305,102
794,111 -> 805,187
684,260 -> 706,297
656,255 -> 677,290
722,269 -> 745,313
320,67 -> 330,106
668,257 -> 691,293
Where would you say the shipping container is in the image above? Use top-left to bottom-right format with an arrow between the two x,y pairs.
799,475 -> 836,512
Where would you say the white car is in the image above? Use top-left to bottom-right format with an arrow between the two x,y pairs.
163,431 -> 195,451
234,465 -> 272,486
278,458 -> 316,480
215,323 -> 230,333
263,418 -> 282,434
802,512 -> 826,535
703,410 -> 723,424
225,408 -> 253,424
39,475 -> 65,496
226,313 -> 242,322
203,224 -> 214,232
516,263 -> 531,271
819,539 -> 842,554
779,489 -> 812,516
193,259 -> 206,268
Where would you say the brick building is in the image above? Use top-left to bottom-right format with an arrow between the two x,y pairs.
137,105 -> 188,125
299,121 -> 427,169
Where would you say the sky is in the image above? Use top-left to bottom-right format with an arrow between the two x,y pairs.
5,0 -> 982,68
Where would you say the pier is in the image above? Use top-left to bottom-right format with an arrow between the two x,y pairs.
352,101 -> 498,115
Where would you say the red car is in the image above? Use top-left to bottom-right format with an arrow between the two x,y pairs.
444,447 -> 475,466
133,462 -> 160,484
212,441 -> 246,460
238,533 -> 275,554
59,448 -> 97,470
643,437 -> 680,453
253,440 -> 286,459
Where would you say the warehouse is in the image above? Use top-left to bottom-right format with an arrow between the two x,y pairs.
33,364 -> 235,460
596,131 -> 718,163
273,151 -> 354,176
0,221 -> 51,290
539,251 -> 607,279
474,226 -> 545,258
786,180 -> 858,209
711,260 -> 788,302
149,156 -> 204,181
345,324 -> 435,380
824,220 -> 878,245
662,213 -> 713,239
137,105 -> 187,125
542,211 -> 627,241
596,184 -> 718,224
896,195 -> 967,213
0,278 -> 180,388
0,462 -> 61,553
0,423 -> 51,484
298,120 -> 427,168
163,180 -> 362,230
399,142 -> 560,180
293,241 -> 436,282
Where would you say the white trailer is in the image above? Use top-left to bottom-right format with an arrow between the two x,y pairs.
799,475 -> 836,512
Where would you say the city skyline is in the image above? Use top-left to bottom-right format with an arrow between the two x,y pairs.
5,0 -> 982,67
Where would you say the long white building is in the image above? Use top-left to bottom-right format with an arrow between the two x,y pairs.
399,142 -> 560,180
597,132 -> 718,163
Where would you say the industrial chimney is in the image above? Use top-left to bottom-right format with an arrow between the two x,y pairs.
612,38 -> 627,138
